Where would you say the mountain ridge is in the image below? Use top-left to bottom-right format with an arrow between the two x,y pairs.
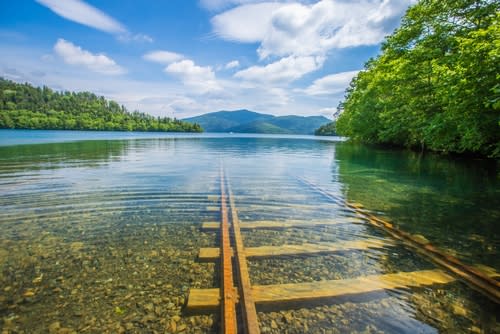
183,110 -> 330,134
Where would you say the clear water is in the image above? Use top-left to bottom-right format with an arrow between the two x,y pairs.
0,131 -> 498,333
0,129 -> 338,146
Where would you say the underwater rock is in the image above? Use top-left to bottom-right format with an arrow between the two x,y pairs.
48,321 -> 61,333
69,242 -> 84,252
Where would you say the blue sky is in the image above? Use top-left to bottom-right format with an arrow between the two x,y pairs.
0,0 -> 415,119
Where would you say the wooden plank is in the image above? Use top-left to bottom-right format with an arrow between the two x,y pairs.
187,288 -> 220,311
198,239 -> 391,261
253,269 -> 454,305
219,167 -> 237,334
186,269 -> 455,310
201,222 -> 220,230
209,195 -> 310,202
227,181 -> 260,334
235,203 -> 336,211
298,177 -> 500,304
199,247 -> 230,261
201,218 -> 361,231
207,195 -> 219,202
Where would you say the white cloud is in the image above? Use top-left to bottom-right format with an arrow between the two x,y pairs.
234,55 -> 324,83
211,3 -> 284,42
36,0 -> 126,34
211,0 -> 414,58
118,33 -> 154,43
302,70 -> 359,96
36,0 -> 153,43
54,38 -> 126,75
318,107 -> 337,117
168,96 -> 203,112
165,60 -> 214,81
1,44 -> 355,121
143,51 -> 184,64
225,60 -> 240,69
165,60 -> 221,93
145,52 -> 222,95
130,95 -> 203,118
369,0 -> 418,24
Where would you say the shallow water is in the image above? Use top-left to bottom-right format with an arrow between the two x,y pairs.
0,131 -> 498,333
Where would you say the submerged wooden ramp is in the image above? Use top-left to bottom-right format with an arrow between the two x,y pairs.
298,177 -> 500,305
198,238 -> 391,261
187,269 -> 455,311
188,171 -> 499,333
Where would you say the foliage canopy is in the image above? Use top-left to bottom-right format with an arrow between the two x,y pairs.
314,122 -> 337,136
336,0 -> 500,157
0,78 -> 202,133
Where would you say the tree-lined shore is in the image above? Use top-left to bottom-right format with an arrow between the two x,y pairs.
0,79 -> 202,133
335,0 -> 499,157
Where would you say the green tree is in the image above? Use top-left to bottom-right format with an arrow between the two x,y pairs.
0,78 -> 203,133
337,0 -> 499,157
314,122 -> 337,136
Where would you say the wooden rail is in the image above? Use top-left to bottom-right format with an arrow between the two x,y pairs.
227,179 -> 260,334
219,167 -> 237,334
298,177 -> 500,304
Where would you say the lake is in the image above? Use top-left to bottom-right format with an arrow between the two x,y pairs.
0,130 -> 498,333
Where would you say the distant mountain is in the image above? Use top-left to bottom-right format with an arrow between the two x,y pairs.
228,120 -> 291,134
183,110 -> 273,132
183,110 -> 330,134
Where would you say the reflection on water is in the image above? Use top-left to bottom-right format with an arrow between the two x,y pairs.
0,140 -> 131,173
336,143 -> 500,269
0,135 -> 498,333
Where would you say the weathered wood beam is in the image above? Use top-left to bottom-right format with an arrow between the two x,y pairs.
198,239 -> 391,261
219,167 -> 237,334
186,269 -> 455,311
201,218 -> 361,231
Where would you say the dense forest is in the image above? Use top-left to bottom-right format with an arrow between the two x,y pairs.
0,78 -> 202,132
314,122 -> 337,136
336,0 -> 499,157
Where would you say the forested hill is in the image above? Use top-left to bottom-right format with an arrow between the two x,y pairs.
0,79 -> 202,132
183,110 -> 330,134
336,0 -> 499,157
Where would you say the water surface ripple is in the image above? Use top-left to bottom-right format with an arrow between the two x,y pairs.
0,133 -> 498,333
